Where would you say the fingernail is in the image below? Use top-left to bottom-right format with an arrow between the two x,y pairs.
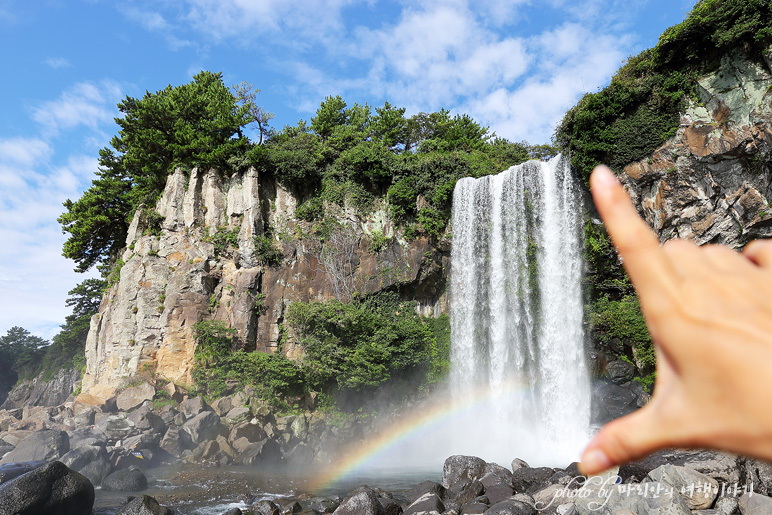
580,448 -> 613,474
592,166 -> 617,188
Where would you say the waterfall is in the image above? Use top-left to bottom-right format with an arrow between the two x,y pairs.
449,154 -> 590,466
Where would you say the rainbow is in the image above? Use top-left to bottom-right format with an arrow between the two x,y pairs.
308,380 -> 529,492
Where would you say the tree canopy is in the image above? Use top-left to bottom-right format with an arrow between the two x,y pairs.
59,71 -> 254,273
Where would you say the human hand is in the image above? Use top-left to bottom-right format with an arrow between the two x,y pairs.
579,165 -> 772,475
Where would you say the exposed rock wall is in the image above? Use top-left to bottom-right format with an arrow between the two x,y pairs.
81,167 -> 449,398
1,367 -> 80,409
621,49 -> 772,247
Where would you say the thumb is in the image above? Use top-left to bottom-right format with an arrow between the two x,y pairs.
579,404 -> 673,475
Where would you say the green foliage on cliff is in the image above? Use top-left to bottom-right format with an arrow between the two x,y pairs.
286,291 -> 449,397
60,71 -> 253,274
555,0 -> 772,184
191,320 -> 306,407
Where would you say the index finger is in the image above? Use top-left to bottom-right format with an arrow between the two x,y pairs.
590,166 -> 678,304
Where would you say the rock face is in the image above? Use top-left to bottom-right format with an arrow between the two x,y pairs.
621,49 -> 772,248
81,168 -> 449,397
0,367 -> 80,409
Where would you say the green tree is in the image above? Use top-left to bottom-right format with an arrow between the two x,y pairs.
60,71 -> 254,274
232,81 -> 275,144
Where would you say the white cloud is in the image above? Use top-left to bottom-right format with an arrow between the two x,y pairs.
0,148 -> 98,340
0,137 -> 51,166
32,81 -> 122,135
181,0 -> 356,42
45,57 -> 71,69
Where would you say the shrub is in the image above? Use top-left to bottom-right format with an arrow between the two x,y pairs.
253,234 -> 283,267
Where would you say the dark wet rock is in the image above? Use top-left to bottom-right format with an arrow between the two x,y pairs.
60,444 -> 113,485
404,492 -> 444,515
102,466 -> 148,492
563,463 -> 581,478
511,494 -> 535,510
0,428 -> 69,463
484,499 -> 535,515
443,456 -> 487,489
182,411 -> 222,444
312,498 -> 341,513
0,460 -> 94,514
379,497 -> 403,515
223,509 -> 243,515
406,480 -> 447,504
116,494 -> 172,514
485,462 -> 513,483
592,381 -> 638,423
606,360 -> 635,384
180,396 -> 209,419
485,483 -> 515,504
0,460 -> 46,484
333,487 -> 386,515
453,480 -> 485,505
511,467 -> 554,494
253,499 -> 281,515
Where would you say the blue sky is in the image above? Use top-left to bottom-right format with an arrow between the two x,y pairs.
0,0 -> 696,340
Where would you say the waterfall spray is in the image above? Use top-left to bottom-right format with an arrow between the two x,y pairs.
449,154 -> 590,466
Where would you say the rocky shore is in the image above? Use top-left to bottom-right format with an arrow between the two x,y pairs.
0,380 -> 771,514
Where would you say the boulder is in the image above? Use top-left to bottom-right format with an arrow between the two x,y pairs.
452,480 -> 484,505
285,441 -> 315,465
379,497 -> 403,515
460,502 -> 487,514
738,492 -> 772,515
512,458 -> 530,472
605,360 -> 635,385
182,411 -> 222,444
225,407 -> 253,428
211,396 -> 233,416
485,500 -> 535,515
253,499 -> 281,515
443,455 -> 487,489
230,420 -> 267,443
511,467 -> 554,494
0,460 -> 94,514
715,496 -> 740,515
116,494 -> 172,515
404,492 -> 444,515
743,458 -> 772,496
103,416 -> 138,441
68,426 -> 107,449
311,498 -> 341,514
60,444 -> 113,485
0,429 -> 69,464
102,466 -> 148,492
116,383 -> 156,412
160,425 -> 188,458
407,481 -> 446,504
241,439 -> 282,465
333,487 -> 386,515
0,460 -> 47,483
180,396 -> 209,419
127,406 -> 167,434
485,483 -> 515,504
592,382 -> 638,423
485,462 -> 514,483
647,464 -> 718,510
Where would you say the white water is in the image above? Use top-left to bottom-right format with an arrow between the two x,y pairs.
448,154 -> 590,466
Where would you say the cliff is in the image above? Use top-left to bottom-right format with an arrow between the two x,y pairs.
81,167 -> 448,399
621,49 -> 772,247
